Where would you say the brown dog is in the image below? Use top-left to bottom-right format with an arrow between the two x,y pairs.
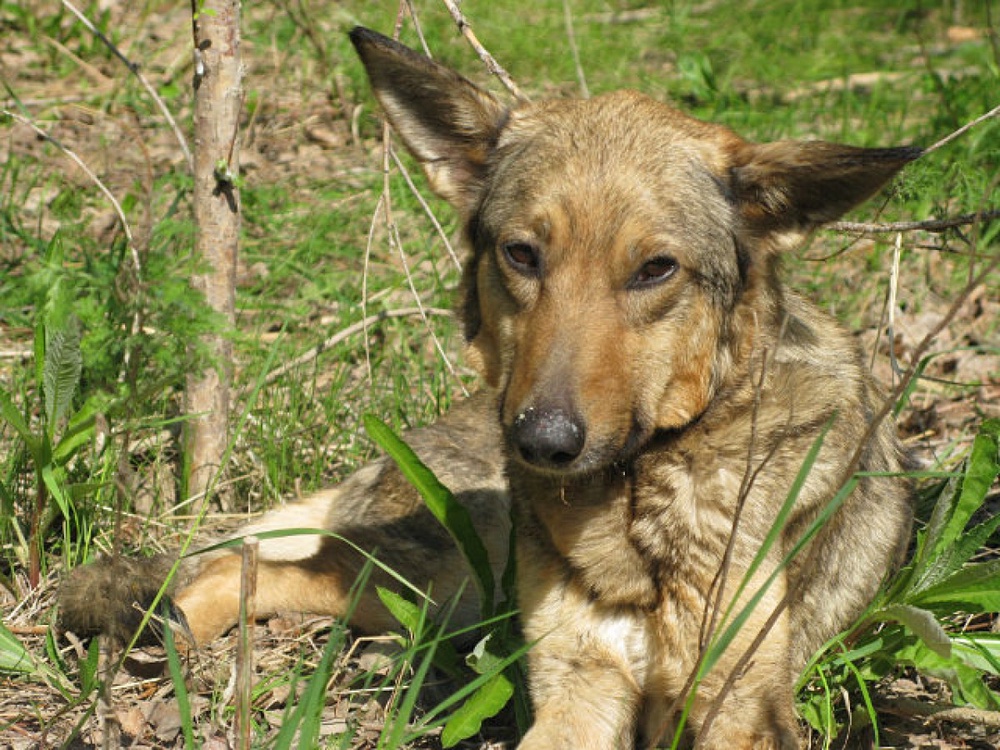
60,28 -> 915,749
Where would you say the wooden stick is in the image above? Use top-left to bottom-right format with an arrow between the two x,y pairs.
236,535 -> 260,750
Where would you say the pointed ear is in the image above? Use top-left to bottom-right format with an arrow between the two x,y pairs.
350,27 -> 509,216
731,141 -> 922,251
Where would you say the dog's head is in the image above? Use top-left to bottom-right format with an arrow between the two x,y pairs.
351,27 -> 919,477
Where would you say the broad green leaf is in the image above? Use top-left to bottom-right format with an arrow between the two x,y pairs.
892,638 -> 1000,709
877,604 -> 951,659
919,421 -> 999,580
908,558 -> 1000,612
364,415 -> 495,615
51,397 -> 99,464
919,511 -> 1000,592
942,423 -> 999,546
0,620 -> 68,691
79,637 -> 100,696
0,389 -> 44,466
0,620 -> 39,674
41,464 -> 71,520
467,631 -> 505,675
376,587 -> 463,678
441,672 -> 514,747
377,586 -> 424,635
952,634 -> 1000,676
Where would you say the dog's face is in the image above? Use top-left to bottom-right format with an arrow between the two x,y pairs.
351,28 -> 918,478
466,94 -> 747,475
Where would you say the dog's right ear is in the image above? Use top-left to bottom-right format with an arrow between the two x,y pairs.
350,27 -> 509,216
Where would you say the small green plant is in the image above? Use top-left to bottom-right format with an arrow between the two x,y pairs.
800,419 -> 1000,744
0,293 -> 99,589
363,414 -> 529,747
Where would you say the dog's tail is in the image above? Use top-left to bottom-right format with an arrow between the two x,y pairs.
58,554 -> 188,644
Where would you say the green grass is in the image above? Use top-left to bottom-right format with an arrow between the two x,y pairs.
1,0 -> 998,747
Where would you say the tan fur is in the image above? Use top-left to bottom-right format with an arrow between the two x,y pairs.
59,28 -> 917,750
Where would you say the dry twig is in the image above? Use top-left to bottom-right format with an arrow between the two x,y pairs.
60,0 -> 193,172
829,208 -> 1000,235
439,0 -> 526,99
263,307 -> 454,386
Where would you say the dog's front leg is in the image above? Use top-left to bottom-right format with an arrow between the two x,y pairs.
687,571 -> 801,750
517,544 -> 648,749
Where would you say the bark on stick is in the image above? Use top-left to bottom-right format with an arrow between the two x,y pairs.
186,0 -> 242,511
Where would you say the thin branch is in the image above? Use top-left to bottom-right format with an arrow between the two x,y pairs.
562,0 -> 590,98
60,0 -> 193,173
403,0 -> 433,58
389,149 -> 462,271
877,696 -> 1000,729
923,101 -> 1000,156
828,208 -> 1000,235
235,536 -> 259,750
3,109 -> 137,267
263,307 -> 454,386
385,195 -> 468,395
362,4 -> 409,384
361,192 -> 384,383
439,0 -> 527,100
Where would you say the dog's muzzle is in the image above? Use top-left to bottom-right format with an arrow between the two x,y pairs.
511,406 -> 586,470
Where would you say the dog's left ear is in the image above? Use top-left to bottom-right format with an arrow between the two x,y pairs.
731,141 -> 922,251
350,27 -> 509,216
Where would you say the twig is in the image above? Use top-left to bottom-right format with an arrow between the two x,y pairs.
402,0 -> 433,58
3,109 -> 137,268
362,5 -> 409,384
262,307 -> 454,386
877,696 -> 1000,728
60,0 -> 193,173
389,149 -> 462,270
924,105 -> 1000,157
828,208 -> 1000,235
235,536 -> 259,750
888,233 -> 903,381
361,192 -> 384,383
439,0 -> 526,99
562,0 -> 590,98
384,189 -> 468,395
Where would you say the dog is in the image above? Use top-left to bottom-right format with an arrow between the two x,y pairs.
60,27 -> 916,749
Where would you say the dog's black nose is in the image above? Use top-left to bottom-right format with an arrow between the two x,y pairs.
511,407 -> 585,469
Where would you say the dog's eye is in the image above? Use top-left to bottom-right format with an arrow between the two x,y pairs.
630,256 -> 678,288
502,242 -> 541,276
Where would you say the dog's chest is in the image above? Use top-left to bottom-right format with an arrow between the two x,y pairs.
517,452 -> 747,611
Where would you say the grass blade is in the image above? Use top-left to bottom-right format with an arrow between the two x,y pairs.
363,414 -> 495,615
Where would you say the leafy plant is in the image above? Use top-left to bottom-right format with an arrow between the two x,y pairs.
0,298 -> 99,589
800,419 -> 1000,743
363,414 -> 528,747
